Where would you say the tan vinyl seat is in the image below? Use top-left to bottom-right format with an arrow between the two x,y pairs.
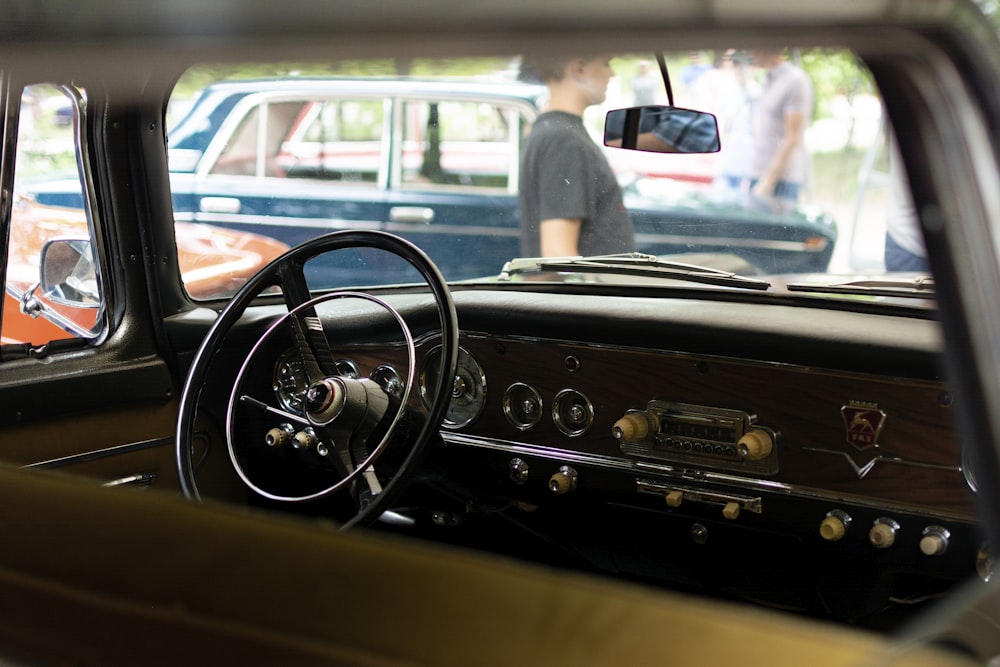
0,465 -> 977,667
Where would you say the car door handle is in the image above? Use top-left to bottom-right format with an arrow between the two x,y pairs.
389,206 -> 434,224
199,196 -> 242,214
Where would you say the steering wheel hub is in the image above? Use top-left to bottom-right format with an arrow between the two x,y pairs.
305,378 -> 346,423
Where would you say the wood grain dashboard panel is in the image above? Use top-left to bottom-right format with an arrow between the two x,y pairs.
332,331 -> 975,519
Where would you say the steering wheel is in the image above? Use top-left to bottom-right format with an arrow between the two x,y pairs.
176,230 -> 459,529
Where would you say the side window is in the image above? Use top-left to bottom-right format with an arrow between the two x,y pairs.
209,98 -> 385,184
210,101 -> 306,177
399,99 -> 522,192
3,83 -> 103,348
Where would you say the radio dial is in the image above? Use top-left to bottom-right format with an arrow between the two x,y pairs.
612,413 -> 650,441
738,429 -> 773,460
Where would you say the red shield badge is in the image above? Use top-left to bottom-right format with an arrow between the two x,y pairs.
841,402 -> 885,450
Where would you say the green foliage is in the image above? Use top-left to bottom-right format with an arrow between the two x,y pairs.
174,58 -> 512,99
799,49 -> 875,118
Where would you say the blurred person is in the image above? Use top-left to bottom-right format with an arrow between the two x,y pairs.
680,51 -> 712,91
748,47 -> 813,213
691,50 -> 759,202
631,60 -> 659,105
518,55 -> 635,257
884,137 -> 929,272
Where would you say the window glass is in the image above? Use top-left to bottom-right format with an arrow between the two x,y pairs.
281,99 -> 384,183
209,101 -> 307,177
165,54 -> 909,304
3,83 -> 103,347
400,99 -> 520,191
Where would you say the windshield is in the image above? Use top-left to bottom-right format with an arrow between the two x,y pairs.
163,50 -> 914,304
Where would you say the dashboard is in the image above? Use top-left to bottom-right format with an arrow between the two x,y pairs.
238,288 -> 982,625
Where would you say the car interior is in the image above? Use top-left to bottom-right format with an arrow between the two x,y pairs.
0,1 -> 999,665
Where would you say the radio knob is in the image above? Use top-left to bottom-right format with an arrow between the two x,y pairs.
738,429 -> 773,460
548,466 -> 578,495
612,413 -> 649,441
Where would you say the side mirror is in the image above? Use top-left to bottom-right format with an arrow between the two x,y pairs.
40,238 -> 100,308
604,106 -> 721,154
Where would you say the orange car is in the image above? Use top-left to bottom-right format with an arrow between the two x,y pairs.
3,195 -> 289,345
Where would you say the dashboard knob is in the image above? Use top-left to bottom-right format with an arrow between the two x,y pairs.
548,466 -> 578,495
869,519 -> 899,549
293,428 -> 319,450
738,429 -> 773,460
509,458 -> 529,484
819,510 -> 851,541
612,413 -> 650,441
920,526 -> 950,556
265,423 -> 294,447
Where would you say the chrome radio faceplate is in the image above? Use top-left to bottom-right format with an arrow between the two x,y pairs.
613,401 -> 779,475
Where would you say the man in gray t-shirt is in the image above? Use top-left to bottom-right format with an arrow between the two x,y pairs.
748,48 -> 813,213
518,55 -> 635,258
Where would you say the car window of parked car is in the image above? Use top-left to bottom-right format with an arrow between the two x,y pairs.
3,83 -> 104,349
281,98 -> 385,183
398,99 -> 526,192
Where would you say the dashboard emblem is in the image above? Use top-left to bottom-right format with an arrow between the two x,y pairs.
841,401 -> 885,450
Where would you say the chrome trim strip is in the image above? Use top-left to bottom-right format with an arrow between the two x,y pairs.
636,479 -> 763,514
177,211 -> 521,239
802,446 -> 962,479
185,211 -> 385,231
441,432 -> 975,521
102,473 -> 158,488
383,222 -> 519,237
25,436 -> 173,469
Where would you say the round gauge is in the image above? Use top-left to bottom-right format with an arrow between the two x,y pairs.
420,345 -> 486,429
552,389 -> 594,437
371,364 -> 404,400
503,383 -> 543,430
335,358 -> 361,379
272,348 -> 310,415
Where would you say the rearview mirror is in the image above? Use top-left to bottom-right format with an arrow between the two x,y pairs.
605,106 -> 721,154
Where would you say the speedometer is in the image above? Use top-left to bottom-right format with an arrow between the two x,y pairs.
420,345 -> 486,429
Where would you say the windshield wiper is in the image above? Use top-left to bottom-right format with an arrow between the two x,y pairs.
499,252 -> 771,290
786,276 -> 935,299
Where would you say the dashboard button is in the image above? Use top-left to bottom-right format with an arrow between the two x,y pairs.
548,466 -> 578,495
820,510 -> 852,541
869,519 -> 899,549
920,526 -> 950,556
